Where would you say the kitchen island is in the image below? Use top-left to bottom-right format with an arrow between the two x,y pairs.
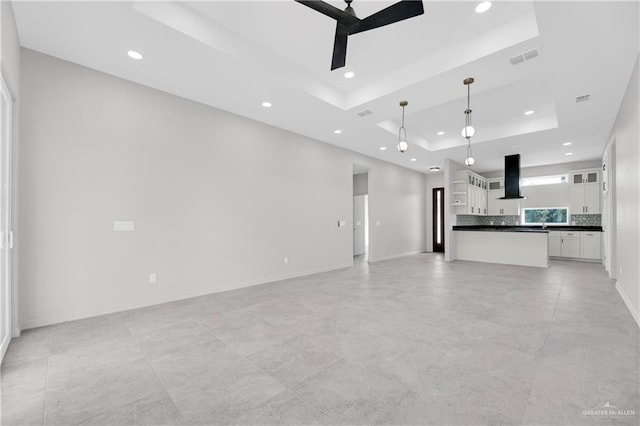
452,225 -> 603,268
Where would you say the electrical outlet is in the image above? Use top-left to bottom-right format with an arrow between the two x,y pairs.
283,257 -> 289,264
149,273 -> 157,284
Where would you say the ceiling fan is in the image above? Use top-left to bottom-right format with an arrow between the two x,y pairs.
295,0 -> 425,70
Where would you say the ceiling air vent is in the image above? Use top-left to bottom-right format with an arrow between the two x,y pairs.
510,48 -> 540,65
357,109 -> 373,117
576,94 -> 591,103
509,55 -> 525,65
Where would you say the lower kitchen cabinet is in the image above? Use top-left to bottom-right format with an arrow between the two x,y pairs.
548,231 -> 601,260
581,232 -> 602,259
548,234 -> 562,257
561,233 -> 581,258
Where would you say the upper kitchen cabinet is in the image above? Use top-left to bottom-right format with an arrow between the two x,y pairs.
570,168 -> 600,214
487,178 -> 520,216
453,170 -> 487,216
572,170 -> 599,185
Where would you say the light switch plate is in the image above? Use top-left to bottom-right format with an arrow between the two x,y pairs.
338,220 -> 347,227
113,221 -> 135,232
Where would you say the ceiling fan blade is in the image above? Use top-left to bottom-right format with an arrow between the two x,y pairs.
331,22 -> 349,70
349,1 -> 424,35
295,1 -> 360,26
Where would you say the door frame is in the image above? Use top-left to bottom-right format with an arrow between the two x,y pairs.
432,187 -> 445,252
0,73 -> 13,363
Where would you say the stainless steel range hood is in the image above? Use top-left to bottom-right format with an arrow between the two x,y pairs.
499,154 -> 526,199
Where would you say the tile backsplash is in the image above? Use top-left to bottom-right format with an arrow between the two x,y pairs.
456,214 -> 601,226
570,214 -> 601,226
456,215 -> 521,225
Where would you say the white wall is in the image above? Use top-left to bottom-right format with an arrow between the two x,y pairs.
609,55 -> 640,327
484,160 -> 601,210
367,165 -> 425,262
353,173 -> 368,196
19,49 -> 426,329
425,172 -> 444,252
444,159 -> 467,261
1,1 -> 21,337
1,2 -> 20,91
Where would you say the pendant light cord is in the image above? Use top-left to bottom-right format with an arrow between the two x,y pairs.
398,103 -> 407,142
464,79 -> 474,166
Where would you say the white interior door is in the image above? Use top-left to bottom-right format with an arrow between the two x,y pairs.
353,195 -> 366,256
0,75 -> 12,363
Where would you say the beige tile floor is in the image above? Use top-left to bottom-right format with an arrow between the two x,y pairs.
2,254 -> 638,425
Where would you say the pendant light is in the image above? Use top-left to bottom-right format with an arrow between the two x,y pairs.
462,78 -> 475,167
397,100 -> 409,153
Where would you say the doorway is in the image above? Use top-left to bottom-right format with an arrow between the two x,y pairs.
432,187 -> 445,252
353,167 -> 369,260
0,74 -> 13,363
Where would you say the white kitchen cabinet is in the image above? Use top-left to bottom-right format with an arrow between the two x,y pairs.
478,187 -> 487,215
454,171 -> 487,215
469,185 -> 477,215
584,184 -> 600,213
570,169 -> 600,214
580,232 -> 602,259
487,178 -> 520,216
561,232 -> 581,258
488,190 -> 501,215
452,179 -> 468,208
548,230 -> 601,260
572,170 -> 599,185
548,233 -> 562,257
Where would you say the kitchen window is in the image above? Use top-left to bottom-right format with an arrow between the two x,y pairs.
522,207 -> 569,225
522,174 -> 568,187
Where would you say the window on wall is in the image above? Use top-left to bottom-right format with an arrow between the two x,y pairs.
522,207 -> 569,225
522,174 -> 568,187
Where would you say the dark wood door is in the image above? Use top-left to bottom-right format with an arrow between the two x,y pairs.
433,187 -> 445,252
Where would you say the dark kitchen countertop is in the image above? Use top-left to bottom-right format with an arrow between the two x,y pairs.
452,225 -> 603,233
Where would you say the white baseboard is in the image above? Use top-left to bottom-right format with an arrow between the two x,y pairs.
549,256 -> 601,263
19,261 -> 354,331
369,250 -> 423,263
11,327 -> 21,338
616,282 -> 640,328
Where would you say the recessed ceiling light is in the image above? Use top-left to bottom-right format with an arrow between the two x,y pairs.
410,158 -> 417,162
524,110 -> 535,116
475,1 -> 492,14
262,102 -> 272,108
429,166 -> 441,172
334,129 -> 342,134
565,152 -> 573,156
437,131 -> 445,136
562,142 -> 572,146
379,146 -> 387,151
344,71 -> 355,79
127,50 -> 143,60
